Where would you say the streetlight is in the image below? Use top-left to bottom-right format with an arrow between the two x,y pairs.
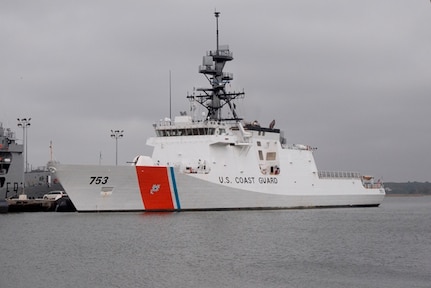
17,117 -> 31,195
110,129 -> 124,166
17,118 -> 31,173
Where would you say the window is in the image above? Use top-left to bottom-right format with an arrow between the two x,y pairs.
266,152 -> 276,161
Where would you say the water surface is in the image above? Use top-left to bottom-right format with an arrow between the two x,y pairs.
1,196 -> 430,288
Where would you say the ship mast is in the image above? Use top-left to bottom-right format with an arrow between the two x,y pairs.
216,11 -> 220,51
189,11 -> 244,122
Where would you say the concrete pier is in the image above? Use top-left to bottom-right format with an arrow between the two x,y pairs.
6,197 -> 57,212
4,195 -> 76,212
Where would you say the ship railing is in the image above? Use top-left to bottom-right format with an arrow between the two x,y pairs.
318,171 -> 362,179
155,119 -> 222,128
318,171 -> 383,189
287,144 -> 317,151
362,183 -> 383,189
208,50 -> 233,58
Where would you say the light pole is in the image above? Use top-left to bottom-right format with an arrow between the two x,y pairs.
110,129 -> 123,166
17,118 -> 31,195
17,118 -> 31,172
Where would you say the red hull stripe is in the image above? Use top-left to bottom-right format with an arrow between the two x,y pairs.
135,166 -> 175,210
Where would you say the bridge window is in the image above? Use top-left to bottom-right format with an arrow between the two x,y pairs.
157,127 -> 218,137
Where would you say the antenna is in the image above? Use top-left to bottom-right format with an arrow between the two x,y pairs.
49,140 -> 53,161
169,70 -> 172,121
215,11 -> 220,51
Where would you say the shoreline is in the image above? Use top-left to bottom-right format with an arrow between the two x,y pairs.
385,194 -> 429,197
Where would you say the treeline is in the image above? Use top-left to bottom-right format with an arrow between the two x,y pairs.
384,182 -> 431,195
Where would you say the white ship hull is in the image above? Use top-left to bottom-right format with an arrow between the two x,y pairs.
53,163 -> 385,212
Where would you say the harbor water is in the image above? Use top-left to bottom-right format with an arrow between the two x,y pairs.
1,196 -> 430,288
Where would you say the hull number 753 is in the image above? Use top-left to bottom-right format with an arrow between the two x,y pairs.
89,176 -> 109,184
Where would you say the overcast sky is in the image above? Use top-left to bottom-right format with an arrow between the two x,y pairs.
1,0 -> 430,182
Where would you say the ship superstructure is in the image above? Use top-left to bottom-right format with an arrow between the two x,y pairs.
0,122 -> 64,201
50,12 -> 385,212
0,122 -> 24,199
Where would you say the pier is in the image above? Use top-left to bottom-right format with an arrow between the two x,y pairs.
1,195 -> 75,213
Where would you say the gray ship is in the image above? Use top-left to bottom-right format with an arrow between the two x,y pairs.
0,122 -> 63,200
0,122 -> 24,199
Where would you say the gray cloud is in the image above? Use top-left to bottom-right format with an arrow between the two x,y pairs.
1,0 -> 430,181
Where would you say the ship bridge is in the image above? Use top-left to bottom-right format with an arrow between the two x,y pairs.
153,116 -> 230,137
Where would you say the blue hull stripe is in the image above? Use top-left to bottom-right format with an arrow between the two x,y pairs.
169,167 -> 181,210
